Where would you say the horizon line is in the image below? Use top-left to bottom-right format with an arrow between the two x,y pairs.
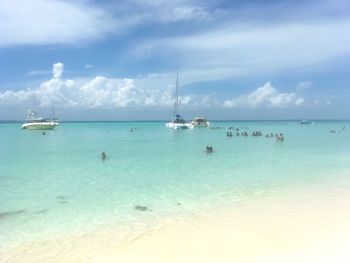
1,119 -> 350,123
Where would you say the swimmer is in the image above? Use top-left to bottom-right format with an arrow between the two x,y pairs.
101,152 -> 107,160
206,146 -> 213,153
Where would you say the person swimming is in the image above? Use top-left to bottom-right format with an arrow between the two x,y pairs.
276,133 -> 284,141
101,152 -> 107,160
206,146 -> 213,153
280,133 -> 284,141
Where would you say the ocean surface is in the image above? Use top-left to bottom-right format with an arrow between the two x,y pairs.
1,121 -> 350,249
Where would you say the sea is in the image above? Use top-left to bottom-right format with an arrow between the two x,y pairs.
0,121 -> 349,249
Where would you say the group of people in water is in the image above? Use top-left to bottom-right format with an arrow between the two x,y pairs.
226,130 -> 284,141
101,125 -> 290,159
265,132 -> 284,141
330,126 -> 345,133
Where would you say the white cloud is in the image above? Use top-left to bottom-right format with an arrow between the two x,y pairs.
0,63 -> 210,110
53,63 -> 64,79
129,0 -> 209,22
295,97 -> 305,106
0,0 -> 211,46
224,82 -> 304,108
134,19 -> 350,80
27,70 -> 51,76
296,81 -> 312,92
0,0 -> 117,46
2,65 -> 330,113
163,5 -> 208,22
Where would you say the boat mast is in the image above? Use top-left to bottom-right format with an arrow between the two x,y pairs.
173,67 -> 179,117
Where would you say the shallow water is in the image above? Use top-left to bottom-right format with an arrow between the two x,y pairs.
0,121 -> 349,248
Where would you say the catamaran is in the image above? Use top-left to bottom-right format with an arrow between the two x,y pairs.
166,69 -> 193,129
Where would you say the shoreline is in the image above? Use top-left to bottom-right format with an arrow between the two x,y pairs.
2,173 -> 350,263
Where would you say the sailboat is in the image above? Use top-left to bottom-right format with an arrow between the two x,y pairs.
166,69 -> 193,129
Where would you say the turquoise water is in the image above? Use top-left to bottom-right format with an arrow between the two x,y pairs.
1,121 -> 350,248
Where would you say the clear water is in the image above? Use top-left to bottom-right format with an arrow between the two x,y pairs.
1,121 -> 349,248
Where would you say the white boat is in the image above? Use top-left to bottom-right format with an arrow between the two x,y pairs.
22,110 -> 58,130
166,114 -> 193,129
192,116 -> 210,127
166,69 -> 193,130
299,120 -> 313,125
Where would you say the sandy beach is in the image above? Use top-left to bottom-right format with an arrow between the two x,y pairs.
2,175 -> 350,263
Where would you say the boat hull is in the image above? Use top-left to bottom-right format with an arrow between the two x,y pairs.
166,122 -> 193,129
192,121 -> 210,127
22,123 -> 56,130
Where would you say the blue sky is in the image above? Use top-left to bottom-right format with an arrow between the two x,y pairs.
0,0 -> 349,120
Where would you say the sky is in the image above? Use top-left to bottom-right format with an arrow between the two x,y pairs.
0,0 -> 349,120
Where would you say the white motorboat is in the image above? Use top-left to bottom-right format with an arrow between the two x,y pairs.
22,110 -> 58,130
166,69 -> 193,130
299,120 -> 313,125
192,116 -> 210,127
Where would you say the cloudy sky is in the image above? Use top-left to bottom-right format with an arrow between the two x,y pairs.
0,0 -> 349,120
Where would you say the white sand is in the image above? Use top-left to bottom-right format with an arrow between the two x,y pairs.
2,178 -> 350,263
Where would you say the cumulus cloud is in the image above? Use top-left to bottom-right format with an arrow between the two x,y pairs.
224,82 -> 304,108
0,64 -> 317,113
0,63 -> 207,110
53,63 -> 64,79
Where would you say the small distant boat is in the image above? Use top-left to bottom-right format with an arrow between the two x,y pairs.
166,69 -> 193,130
299,120 -> 313,125
192,117 -> 210,127
22,110 -> 58,130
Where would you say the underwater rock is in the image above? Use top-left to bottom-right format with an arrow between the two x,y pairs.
34,209 -> 48,214
134,205 -> 148,211
0,210 -> 26,220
